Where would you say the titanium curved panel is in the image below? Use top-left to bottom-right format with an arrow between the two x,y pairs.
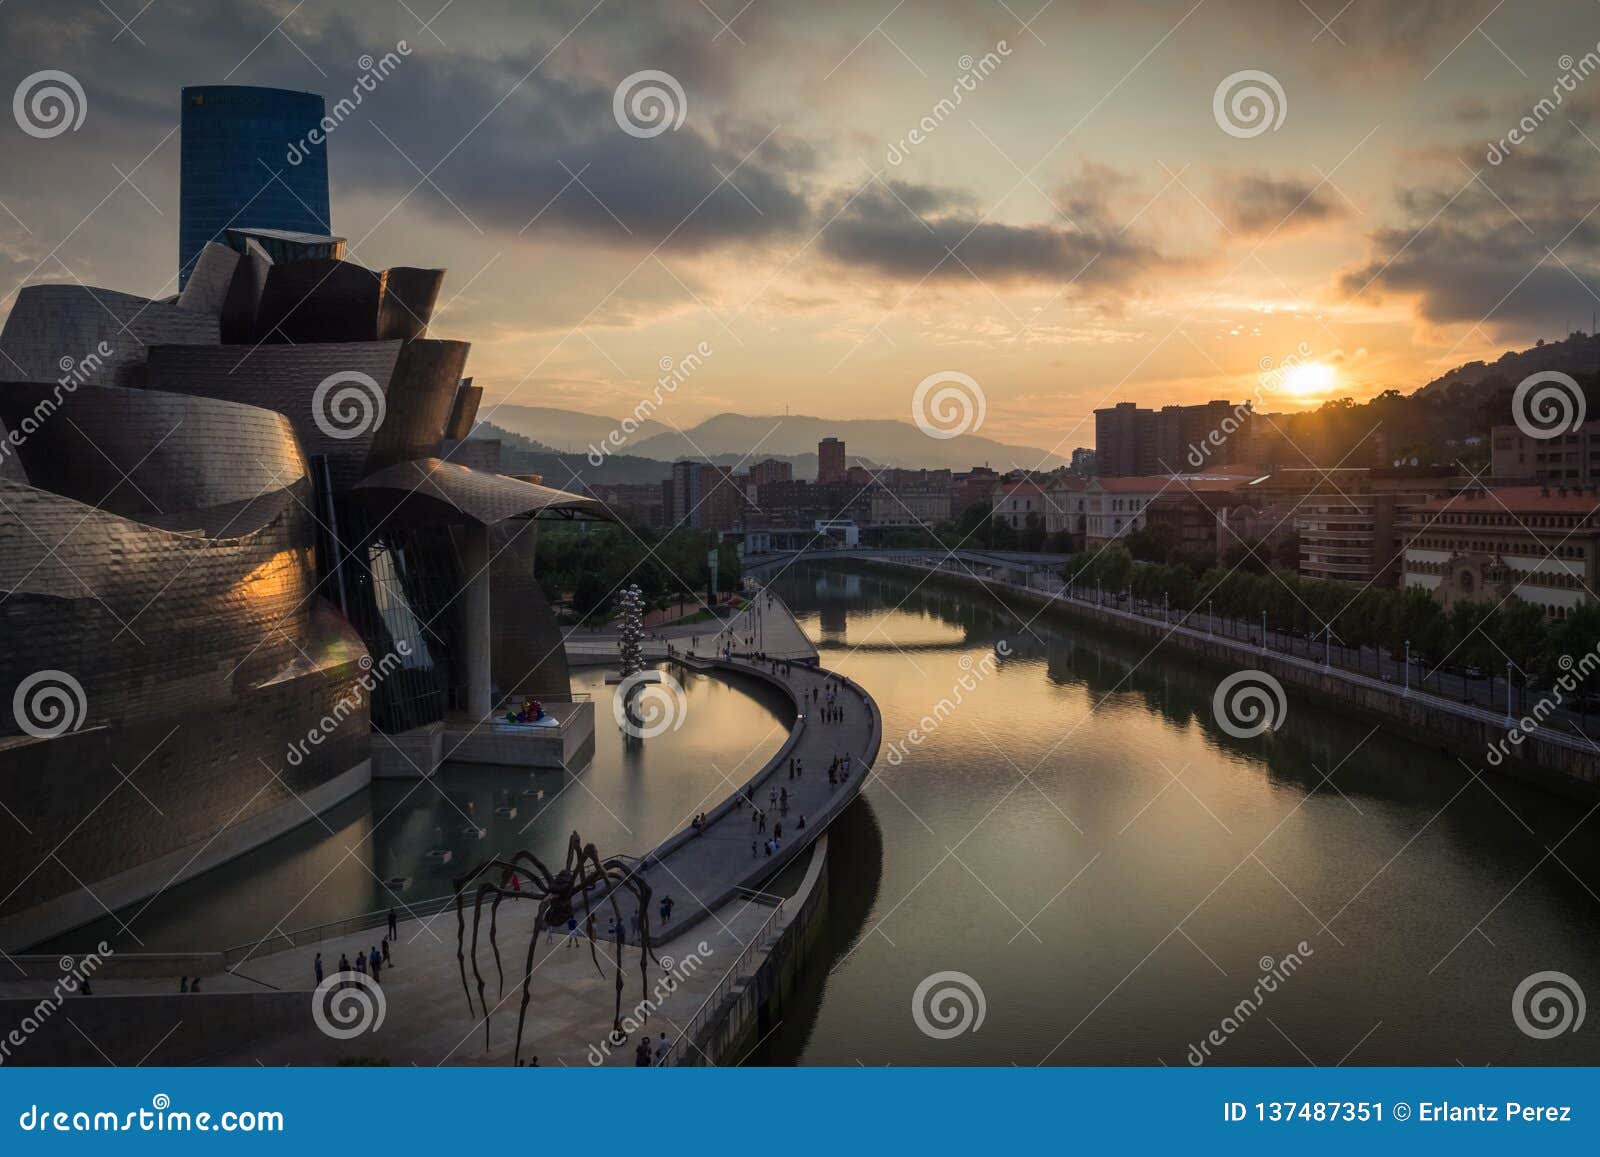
254,258 -> 384,344
0,285 -> 219,388
353,457 -> 613,526
176,241 -> 241,316
0,478 -> 341,728
377,267 -> 445,341
444,380 -> 483,440
142,340 -> 403,490
0,382 -> 304,516
366,339 -> 469,470
220,240 -> 271,344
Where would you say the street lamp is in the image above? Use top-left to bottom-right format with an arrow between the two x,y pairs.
1323,624 -> 1331,671
1261,610 -> 1267,655
1208,600 -> 1215,635
1506,660 -> 1514,723
1404,639 -> 1410,697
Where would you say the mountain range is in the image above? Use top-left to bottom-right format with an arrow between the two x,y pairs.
481,405 -> 1070,476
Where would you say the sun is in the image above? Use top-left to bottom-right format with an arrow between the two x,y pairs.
1282,361 -> 1337,397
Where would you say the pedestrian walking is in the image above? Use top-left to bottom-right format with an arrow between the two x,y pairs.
381,937 -> 391,966
314,952 -> 323,985
354,951 -> 367,976
387,908 -> 397,940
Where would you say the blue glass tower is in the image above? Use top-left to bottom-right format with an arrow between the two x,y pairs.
179,86 -> 331,287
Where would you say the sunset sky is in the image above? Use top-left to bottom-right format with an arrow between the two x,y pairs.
5,0 -> 1600,450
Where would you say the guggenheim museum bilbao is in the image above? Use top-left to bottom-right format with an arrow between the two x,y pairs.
0,85 -> 608,950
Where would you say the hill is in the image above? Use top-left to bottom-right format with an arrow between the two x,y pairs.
626,412 -> 1066,471
484,405 -> 671,454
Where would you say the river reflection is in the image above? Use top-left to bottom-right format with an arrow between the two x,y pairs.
48,666 -> 792,954
755,562 -> 1600,1066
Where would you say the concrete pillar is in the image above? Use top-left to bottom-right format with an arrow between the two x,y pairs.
463,522 -> 492,719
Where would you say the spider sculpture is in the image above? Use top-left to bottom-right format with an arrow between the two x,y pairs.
451,831 -> 656,1061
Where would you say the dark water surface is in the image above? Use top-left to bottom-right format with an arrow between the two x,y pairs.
751,563 -> 1600,1066
50,666 -> 791,954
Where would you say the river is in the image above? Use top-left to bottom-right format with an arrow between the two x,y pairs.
750,562 -> 1600,1066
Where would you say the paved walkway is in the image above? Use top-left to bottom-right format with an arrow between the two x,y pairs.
31,592 -> 877,1067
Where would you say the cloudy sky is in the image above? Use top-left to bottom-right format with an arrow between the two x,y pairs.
4,0 -> 1600,450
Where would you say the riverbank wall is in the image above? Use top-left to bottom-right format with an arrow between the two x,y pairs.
853,558 -> 1600,801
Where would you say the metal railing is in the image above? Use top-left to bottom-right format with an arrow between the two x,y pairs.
876,555 -> 1600,758
221,895 -> 457,969
663,893 -> 788,1066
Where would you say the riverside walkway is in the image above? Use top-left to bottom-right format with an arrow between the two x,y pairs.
27,593 -> 877,1067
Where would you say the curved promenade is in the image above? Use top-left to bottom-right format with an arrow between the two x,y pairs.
10,592 -> 879,1067
624,591 -> 879,936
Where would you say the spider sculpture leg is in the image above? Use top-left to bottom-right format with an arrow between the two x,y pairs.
514,897 -> 554,1065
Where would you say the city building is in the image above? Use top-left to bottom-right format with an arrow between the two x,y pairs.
868,469 -> 953,527
179,86 -> 332,286
1044,476 -> 1089,544
755,479 -> 871,527
990,478 -> 1051,530
1491,419 -> 1600,483
1081,474 -> 1253,547
818,436 -> 846,483
590,482 -> 668,528
1402,485 -> 1600,618
1070,447 -> 1096,474
1248,467 -> 1458,587
697,464 -> 743,532
668,459 -> 701,527
748,458 -> 793,488
1094,400 -> 1249,476
953,466 -> 1001,514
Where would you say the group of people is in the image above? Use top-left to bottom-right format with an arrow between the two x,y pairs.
314,939 -> 391,988
634,1031 -> 673,1066
689,812 -> 709,835
827,752 -> 853,786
